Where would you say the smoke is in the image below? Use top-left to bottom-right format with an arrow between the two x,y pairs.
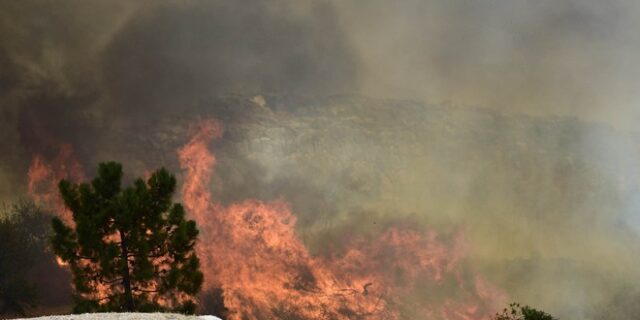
1,0 -> 640,318
177,119 -> 506,319
103,1 -> 357,114
336,0 -> 640,128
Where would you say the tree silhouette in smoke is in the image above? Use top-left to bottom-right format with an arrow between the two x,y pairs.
0,199 -> 69,316
0,201 -> 45,315
493,302 -> 558,320
51,162 -> 203,313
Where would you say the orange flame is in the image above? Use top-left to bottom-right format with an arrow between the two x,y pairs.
178,119 -> 507,320
27,144 -> 84,224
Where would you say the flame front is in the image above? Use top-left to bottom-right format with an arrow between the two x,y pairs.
27,144 -> 84,224
178,119 -> 506,320
25,119 -> 506,318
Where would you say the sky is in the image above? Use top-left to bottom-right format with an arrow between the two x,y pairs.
336,0 -> 640,128
3,0 -> 640,125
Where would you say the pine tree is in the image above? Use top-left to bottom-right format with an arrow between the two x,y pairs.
51,162 -> 203,313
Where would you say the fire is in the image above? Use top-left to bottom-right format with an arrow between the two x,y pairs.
27,145 -> 84,269
178,119 -> 507,320
27,144 -> 84,224
26,146 -> 122,303
55,256 -> 69,267
24,119 -> 506,318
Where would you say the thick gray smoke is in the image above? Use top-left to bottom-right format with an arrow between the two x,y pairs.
103,1 -> 357,113
336,0 -> 640,128
1,1 -> 640,319
0,0 -> 357,196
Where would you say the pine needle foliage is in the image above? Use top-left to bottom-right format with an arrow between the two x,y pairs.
51,162 -> 203,314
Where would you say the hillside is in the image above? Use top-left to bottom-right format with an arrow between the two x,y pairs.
4,95 -> 640,319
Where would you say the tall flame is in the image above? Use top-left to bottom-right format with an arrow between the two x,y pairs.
178,119 -> 507,320
27,144 -> 84,224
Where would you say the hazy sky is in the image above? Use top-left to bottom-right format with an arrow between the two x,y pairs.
2,0 -> 640,126
334,0 -> 640,128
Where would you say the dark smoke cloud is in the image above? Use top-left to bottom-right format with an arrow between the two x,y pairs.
0,2 -> 358,309
103,0 -> 358,114
0,0 -> 358,198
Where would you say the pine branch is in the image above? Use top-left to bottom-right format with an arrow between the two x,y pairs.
103,277 -> 124,284
132,287 -> 160,293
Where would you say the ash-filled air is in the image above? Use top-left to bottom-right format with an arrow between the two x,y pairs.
2,1 -> 640,319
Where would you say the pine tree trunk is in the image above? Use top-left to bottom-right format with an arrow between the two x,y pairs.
119,229 -> 135,312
